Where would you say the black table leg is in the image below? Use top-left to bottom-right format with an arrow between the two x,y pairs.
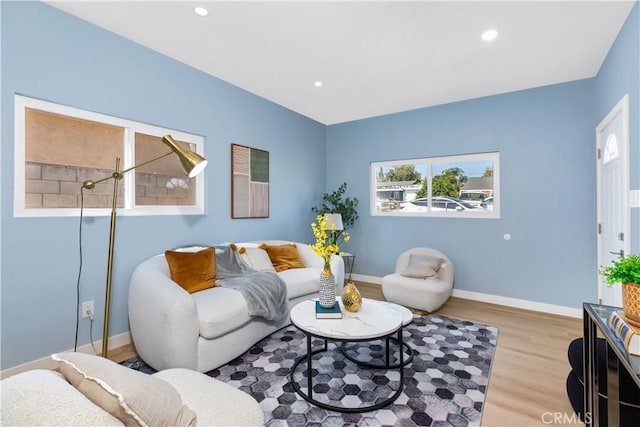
307,334 -> 312,400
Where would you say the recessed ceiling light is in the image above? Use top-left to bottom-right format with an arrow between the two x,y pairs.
194,6 -> 208,17
481,29 -> 498,42
314,81 -> 323,87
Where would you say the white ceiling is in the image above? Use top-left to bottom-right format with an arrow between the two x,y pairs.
46,1 -> 636,125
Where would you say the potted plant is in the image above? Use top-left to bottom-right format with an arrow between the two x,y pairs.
311,182 -> 359,232
599,254 -> 640,325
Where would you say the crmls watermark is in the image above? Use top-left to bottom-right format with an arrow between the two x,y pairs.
541,412 -> 592,424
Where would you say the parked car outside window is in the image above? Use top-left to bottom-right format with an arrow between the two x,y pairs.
459,191 -> 487,206
480,196 -> 494,211
401,197 -> 484,212
376,198 -> 400,212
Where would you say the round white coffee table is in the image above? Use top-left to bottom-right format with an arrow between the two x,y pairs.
340,301 -> 415,368
289,298 -> 404,413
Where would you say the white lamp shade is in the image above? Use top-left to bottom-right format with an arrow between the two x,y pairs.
323,213 -> 344,231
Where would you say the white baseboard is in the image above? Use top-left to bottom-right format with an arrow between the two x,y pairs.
0,331 -> 131,379
352,273 -> 382,284
352,273 -> 582,318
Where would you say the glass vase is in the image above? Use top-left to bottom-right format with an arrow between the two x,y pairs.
319,263 -> 336,308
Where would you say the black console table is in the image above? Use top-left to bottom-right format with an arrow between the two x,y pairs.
583,303 -> 640,426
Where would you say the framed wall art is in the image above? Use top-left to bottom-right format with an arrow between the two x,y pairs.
231,143 -> 269,218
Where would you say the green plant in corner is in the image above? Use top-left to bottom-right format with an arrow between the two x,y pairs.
599,255 -> 640,286
311,182 -> 359,230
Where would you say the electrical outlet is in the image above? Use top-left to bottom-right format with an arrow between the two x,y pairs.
81,300 -> 94,319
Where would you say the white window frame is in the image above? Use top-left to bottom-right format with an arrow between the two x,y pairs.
14,95 -> 206,217
370,151 -> 500,218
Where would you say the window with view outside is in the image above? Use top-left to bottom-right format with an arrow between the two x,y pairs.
134,133 -> 197,206
14,95 -> 205,217
371,152 -> 499,218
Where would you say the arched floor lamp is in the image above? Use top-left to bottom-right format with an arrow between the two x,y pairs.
81,135 -> 208,357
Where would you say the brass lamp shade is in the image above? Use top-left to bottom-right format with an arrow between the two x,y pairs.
162,135 -> 208,178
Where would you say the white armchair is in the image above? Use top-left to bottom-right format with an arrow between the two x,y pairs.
381,247 -> 454,312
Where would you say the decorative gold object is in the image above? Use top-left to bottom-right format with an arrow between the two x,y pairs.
82,135 -> 207,357
341,281 -> 362,312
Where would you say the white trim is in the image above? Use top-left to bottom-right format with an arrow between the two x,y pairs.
596,94 -> 631,303
13,94 -> 206,218
353,273 -> 581,318
451,289 -> 582,318
630,189 -> 640,208
352,273 -> 383,284
0,331 -> 132,379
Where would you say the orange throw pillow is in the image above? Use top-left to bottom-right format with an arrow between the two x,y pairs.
165,247 -> 216,293
259,243 -> 305,272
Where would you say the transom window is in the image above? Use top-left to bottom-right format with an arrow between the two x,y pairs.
603,134 -> 619,164
14,95 -> 206,217
371,152 -> 500,218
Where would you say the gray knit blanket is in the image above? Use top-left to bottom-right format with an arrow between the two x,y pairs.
213,244 -> 288,322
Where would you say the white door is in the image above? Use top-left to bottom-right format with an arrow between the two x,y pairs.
596,94 -> 630,306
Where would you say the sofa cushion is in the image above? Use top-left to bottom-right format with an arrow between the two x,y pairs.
278,267 -> 322,299
259,243 -> 305,272
165,247 -> 216,293
401,254 -> 443,279
52,352 -> 197,427
0,369 -> 122,426
240,247 -> 277,273
153,369 -> 264,427
192,287 -> 252,339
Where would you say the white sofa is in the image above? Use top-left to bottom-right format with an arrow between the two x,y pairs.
128,240 -> 344,373
0,360 -> 264,426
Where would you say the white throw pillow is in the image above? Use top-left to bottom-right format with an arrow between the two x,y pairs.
241,247 -> 277,272
0,369 -> 121,426
401,254 -> 444,279
52,352 -> 196,427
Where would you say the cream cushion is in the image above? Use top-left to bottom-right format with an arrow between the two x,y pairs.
241,247 -> 277,272
278,267 -> 323,299
153,369 -> 264,427
52,352 -> 196,427
0,369 -> 121,426
401,254 -> 444,279
191,287 -> 251,339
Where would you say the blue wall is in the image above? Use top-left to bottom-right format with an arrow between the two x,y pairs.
327,81 -> 598,307
326,2 -> 639,309
0,2 -> 326,370
1,1 -> 638,371
595,2 -> 640,255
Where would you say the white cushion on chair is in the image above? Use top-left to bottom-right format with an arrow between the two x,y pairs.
153,368 -> 264,427
382,248 -> 454,312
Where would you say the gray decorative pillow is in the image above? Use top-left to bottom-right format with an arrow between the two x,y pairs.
52,352 -> 196,427
401,254 -> 444,279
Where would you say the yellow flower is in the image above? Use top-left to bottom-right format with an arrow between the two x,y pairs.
309,215 -> 351,266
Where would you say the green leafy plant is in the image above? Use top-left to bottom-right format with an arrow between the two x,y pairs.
311,182 -> 359,230
599,255 -> 640,286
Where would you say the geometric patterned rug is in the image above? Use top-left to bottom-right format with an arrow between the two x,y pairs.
121,314 -> 498,427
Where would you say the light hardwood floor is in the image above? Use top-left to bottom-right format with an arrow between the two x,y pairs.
111,281 -> 584,426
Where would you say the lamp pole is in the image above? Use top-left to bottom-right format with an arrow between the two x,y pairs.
102,158 -> 120,357
81,135 -> 207,357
